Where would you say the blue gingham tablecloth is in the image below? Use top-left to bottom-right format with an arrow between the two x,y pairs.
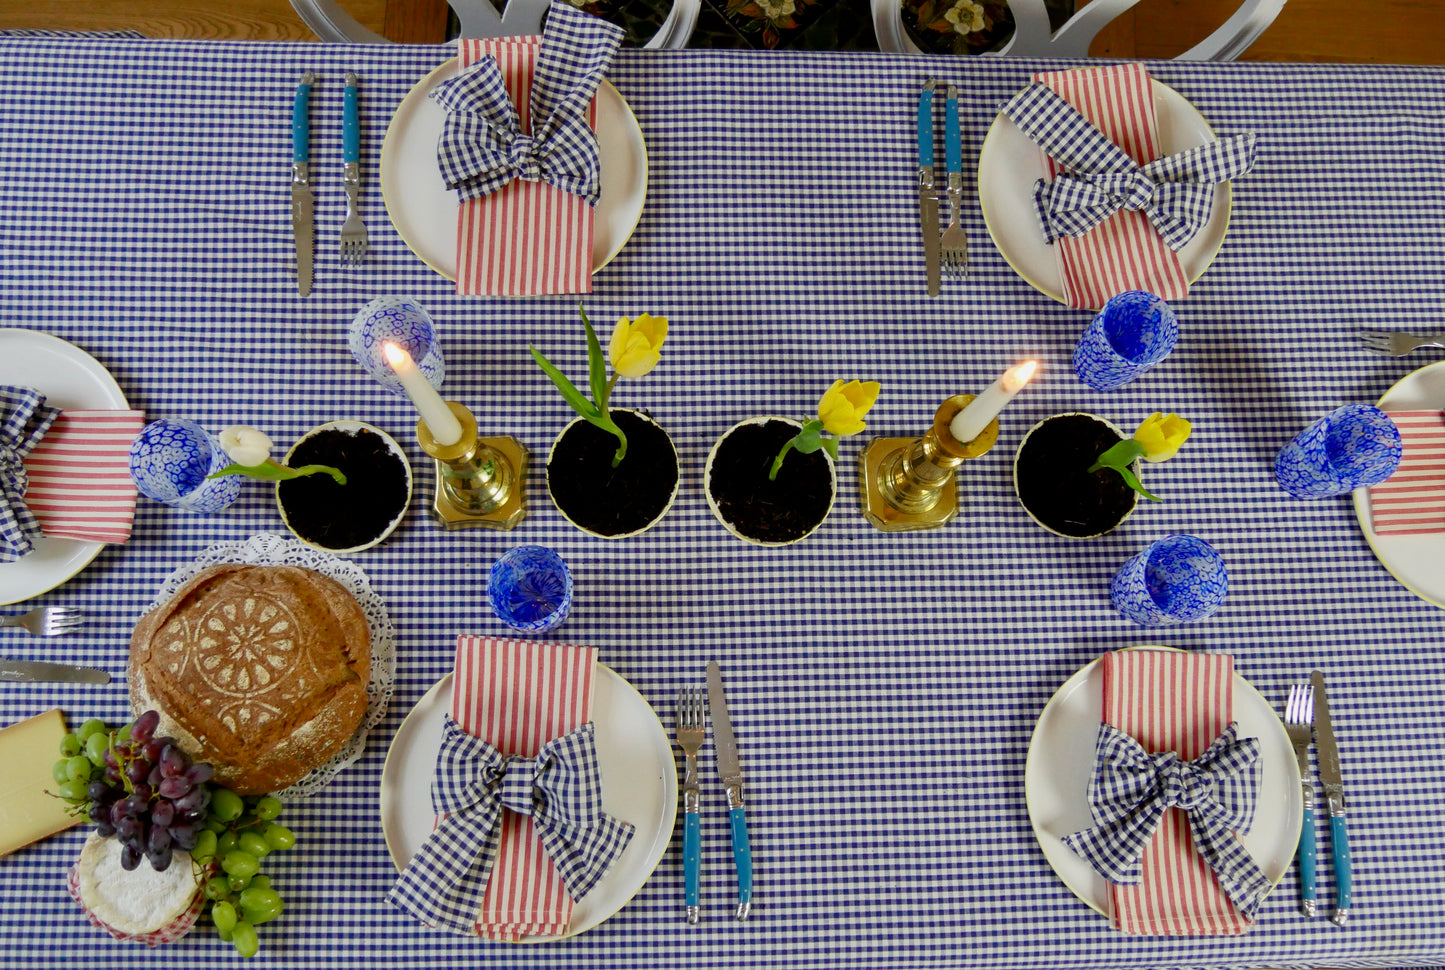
2,34 -> 1444,970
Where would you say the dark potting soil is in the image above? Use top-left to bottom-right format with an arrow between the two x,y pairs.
1015,414 -> 1136,538
547,410 -> 678,537
277,427 -> 409,550
708,420 -> 833,544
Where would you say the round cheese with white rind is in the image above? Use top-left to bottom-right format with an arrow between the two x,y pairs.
75,832 -> 200,937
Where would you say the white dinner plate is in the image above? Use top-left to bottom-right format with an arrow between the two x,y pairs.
1024,647 -> 1300,918
978,80 -> 1233,307
380,59 -> 648,281
1353,360 -> 1445,609
0,329 -> 129,606
380,665 -> 676,942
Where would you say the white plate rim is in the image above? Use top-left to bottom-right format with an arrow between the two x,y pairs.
977,79 -> 1233,308
380,58 -> 648,282
0,328 -> 129,605
1024,645 -> 1301,919
379,663 -> 676,942
1352,359 -> 1445,609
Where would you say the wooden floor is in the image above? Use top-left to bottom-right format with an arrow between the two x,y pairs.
0,0 -> 1442,63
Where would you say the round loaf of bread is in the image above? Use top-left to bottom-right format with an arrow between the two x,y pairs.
129,563 -> 371,795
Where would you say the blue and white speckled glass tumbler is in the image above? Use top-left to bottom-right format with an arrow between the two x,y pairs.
487,545 -> 573,634
1274,404 -> 1402,499
1111,534 -> 1228,627
348,296 -> 445,395
1073,291 -> 1179,391
127,419 -> 242,514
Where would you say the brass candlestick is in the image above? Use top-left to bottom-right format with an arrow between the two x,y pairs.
859,394 -> 999,532
415,401 -> 527,531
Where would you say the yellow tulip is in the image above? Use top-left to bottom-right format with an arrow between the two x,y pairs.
817,380 -> 882,437
608,313 -> 668,379
1134,412 -> 1191,463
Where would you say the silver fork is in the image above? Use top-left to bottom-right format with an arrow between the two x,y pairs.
1284,683 -> 1318,918
1359,330 -> 1445,356
675,685 -> 706,925
340,71 -> 368,266
0,607 -> 83,636
939,83 -> 968,280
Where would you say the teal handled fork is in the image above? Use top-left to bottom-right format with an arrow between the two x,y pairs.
340,72 -> 368,265
675,685 -> 705,924
1284,682 -> 1317,917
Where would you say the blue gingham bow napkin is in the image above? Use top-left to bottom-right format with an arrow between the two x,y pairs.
429,1 -> 624,206
1003,82 -> 1257,251
387,716 -> 634,936
1063,722 -> 1272,920
0,385 -> 60,562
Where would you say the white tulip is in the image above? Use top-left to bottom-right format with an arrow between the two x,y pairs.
218,425 -> 274,467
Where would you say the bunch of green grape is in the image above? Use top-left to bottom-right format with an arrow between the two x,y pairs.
191,789 -> 295,959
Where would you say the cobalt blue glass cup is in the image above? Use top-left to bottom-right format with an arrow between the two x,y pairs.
1111,534 -> 1228,627
1274,404 -> 1402,499
487,545 -> 573,634
1072,290 -> 1179,391
347,296 -> 445,395
127,418 -> 242,515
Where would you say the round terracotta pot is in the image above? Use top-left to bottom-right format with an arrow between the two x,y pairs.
704,416 -> 837,547
1014,412 -> 1139,539
275,421 -> 412,554
546,408 -> 679,539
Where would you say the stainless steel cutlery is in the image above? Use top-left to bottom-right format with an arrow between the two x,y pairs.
1359,330 -> 1445,356
0,606 -> 82,637
674,685 -> 705,925
707,660 -> 752,921
291,72 -> 317,297
0,657 -> 108,684
1284,682 -> 1318,917
938,83 -> 969,280
917,78 -> 968,295
1285,672 -> 1352,925
340,72 -> 368,266
916,79 -> 942,298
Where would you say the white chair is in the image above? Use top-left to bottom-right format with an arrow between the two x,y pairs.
290,0 -> 700,48
872,0 -> 1287,59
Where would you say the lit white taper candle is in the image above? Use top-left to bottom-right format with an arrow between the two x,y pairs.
383,341 -> 463,446
949,361 -> 1039,443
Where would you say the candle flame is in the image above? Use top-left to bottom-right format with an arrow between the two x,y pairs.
382,341 -> 409,367
1003,360 -> 1039,393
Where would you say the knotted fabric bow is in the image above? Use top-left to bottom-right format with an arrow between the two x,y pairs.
430,2 -> 624,206
1003,82 -> 1257,251
1063,722 -> 1272,920
0,385 -> 60,562
388,716 -> 634,936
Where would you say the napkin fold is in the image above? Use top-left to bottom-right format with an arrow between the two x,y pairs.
1090,649 -> 1259,935
434,2 -> 623,296
0,385 -> 60,561
1366,409 -> 1445,535
389,636 -> 631,940
22,410 -> 145,546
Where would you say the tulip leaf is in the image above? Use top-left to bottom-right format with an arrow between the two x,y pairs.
529,344 -> 599,422
580,305 -> 610,413
207,462 -> 346,485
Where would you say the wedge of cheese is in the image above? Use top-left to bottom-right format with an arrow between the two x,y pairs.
0,709 -> 83,856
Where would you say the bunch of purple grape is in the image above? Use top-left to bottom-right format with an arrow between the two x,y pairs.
67,710 -> 215,872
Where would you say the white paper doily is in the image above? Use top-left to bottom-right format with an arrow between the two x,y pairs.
141,533 -> 396,799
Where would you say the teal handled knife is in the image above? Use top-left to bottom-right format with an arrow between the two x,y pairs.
917,78 -> 941,297
706,661 -> 752,920
291,72 -> 317,297
1311,670 -> 1352,926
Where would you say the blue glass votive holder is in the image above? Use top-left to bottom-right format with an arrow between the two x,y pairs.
1072,290 -> 1179,391
348,296 -> 445,395
487,545 -> 573,634
1274,404 -> 1402,499
127,418 -> 242,515
1111,534 -> 1228,627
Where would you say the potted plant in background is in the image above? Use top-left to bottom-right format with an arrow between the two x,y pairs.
1014,411 -> 1190,538
705,380 -> 880,546
531,308 -> 678,538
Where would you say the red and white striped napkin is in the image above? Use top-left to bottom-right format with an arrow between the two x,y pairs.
1366,409 -> 1445,535
453,38 -> 596,297
448,635 -> 597,939
1034,63 -> 1190,310
22,409 -> 144,544
1101,649 -> 1251,935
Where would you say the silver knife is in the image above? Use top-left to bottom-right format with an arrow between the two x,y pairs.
1311,669 -> 1353,926
0,658 -> 109,684
706,661 -> 752,920
917,79 -> 942,298
291,72 -> 317,297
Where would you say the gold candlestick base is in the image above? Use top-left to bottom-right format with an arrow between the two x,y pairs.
860,394 -> 998,533
415,401 -> 528,531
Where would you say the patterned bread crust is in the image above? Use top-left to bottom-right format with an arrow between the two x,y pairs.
129,564 -> 371,795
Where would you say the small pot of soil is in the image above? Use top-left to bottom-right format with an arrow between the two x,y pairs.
546,408 -> 679,539
705,417 -> 836,546
276,422 -> 412,554
1014,413 -> 1139,539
